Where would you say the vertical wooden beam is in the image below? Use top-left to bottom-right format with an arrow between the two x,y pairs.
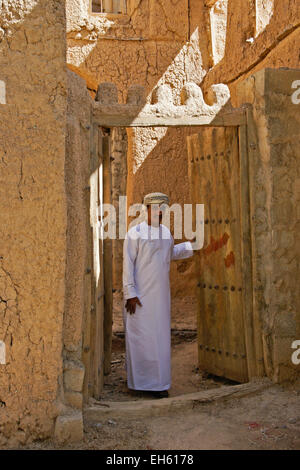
104,0 -> 113,13
245,108 -> 265,377
103,130 -> 113,376
89,123 -> 105,398
82,255 -> 92,401
114,0 -> 121,14
239,123 -> 257,379
82,123 -> 93,402
97,130 -> 105,396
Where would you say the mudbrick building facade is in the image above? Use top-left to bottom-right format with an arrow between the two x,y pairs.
0,0 -> 299,446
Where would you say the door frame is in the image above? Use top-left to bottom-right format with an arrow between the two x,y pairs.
89,102 -> 264,394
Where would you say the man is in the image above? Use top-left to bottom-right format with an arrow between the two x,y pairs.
122,192 -> 194,398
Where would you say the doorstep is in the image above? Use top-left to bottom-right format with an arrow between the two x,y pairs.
84,378 -> 271,422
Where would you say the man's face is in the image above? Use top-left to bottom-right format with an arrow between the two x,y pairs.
147,204 -> 163,225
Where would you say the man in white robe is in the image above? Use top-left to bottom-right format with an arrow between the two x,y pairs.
122,192 -> 194,398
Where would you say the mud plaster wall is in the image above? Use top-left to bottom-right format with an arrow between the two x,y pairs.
66,0 -> 300,299
236,68 -> 300,383
0,1 -> 67,446
64,70 -> 94,411
204,0 -> 300,104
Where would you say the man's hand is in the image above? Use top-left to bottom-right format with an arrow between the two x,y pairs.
125,297 -> 142,315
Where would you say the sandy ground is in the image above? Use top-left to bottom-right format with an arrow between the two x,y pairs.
146,384 -> 300,450
98,334 -> 237,402
19,293 -> 300,450
22,384 -> 300,450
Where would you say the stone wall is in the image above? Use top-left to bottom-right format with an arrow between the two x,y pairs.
0,0 -> 67,447
236,68 -> 300,383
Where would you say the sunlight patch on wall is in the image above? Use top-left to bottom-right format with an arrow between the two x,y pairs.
209,0 -> 228,66
67,43 -> 98,69
132,127 -> 168,174
130,27 -> 206,175
0,81 -> 6,104
255,0 -> 274,37
0,341 -> 6,365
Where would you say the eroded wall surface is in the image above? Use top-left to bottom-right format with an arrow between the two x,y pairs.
237,68 -> 300,383
0,0 -> 67,446
64,70 -> 94,412
204,0 -> 300,105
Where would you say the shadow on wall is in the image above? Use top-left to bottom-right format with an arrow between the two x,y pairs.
203,0 -> 300,92
67,0 -> 299,104
66,0 -> 212,102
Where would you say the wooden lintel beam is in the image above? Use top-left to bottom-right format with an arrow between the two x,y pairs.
92,110 -> 247,128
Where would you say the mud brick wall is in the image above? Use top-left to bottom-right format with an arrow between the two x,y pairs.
0,0 -> 67,446
237,68 -> 300,383
64,70 -> 94,412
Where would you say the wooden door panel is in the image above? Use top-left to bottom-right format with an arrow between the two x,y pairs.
187,127 -> 248,383
82,125 -> 105,401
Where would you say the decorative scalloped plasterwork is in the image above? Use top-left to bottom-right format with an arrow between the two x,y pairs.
92,81 -> 246,126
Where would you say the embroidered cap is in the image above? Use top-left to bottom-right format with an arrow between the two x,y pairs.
143,192 -> 169,206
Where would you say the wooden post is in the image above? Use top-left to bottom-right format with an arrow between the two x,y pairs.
102,129 -> 113,376
82,246 -> 92,401
82,122 -> 93,402
239,123 -> 257,379
245,108 -> 265,378
88,123 -> 105,398
104,0 -> 113,13
95,129 -> 105,397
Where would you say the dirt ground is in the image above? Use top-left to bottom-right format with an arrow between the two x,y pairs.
20,293 -> 300,450
99,292 -> 236,402
22,383 -> 300,450
99,331 -> 237,402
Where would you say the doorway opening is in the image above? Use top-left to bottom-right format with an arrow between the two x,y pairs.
81,81 -> 263,406
86,118 -> 252,405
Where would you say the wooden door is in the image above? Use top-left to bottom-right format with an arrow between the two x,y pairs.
82,124 -> 105,401
102,130 -> 113,377
187,127 -> 249,383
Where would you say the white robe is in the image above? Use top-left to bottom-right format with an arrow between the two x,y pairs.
122,221 -> 194,391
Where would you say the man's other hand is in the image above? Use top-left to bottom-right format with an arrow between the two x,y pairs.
125,297 -> 142,315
